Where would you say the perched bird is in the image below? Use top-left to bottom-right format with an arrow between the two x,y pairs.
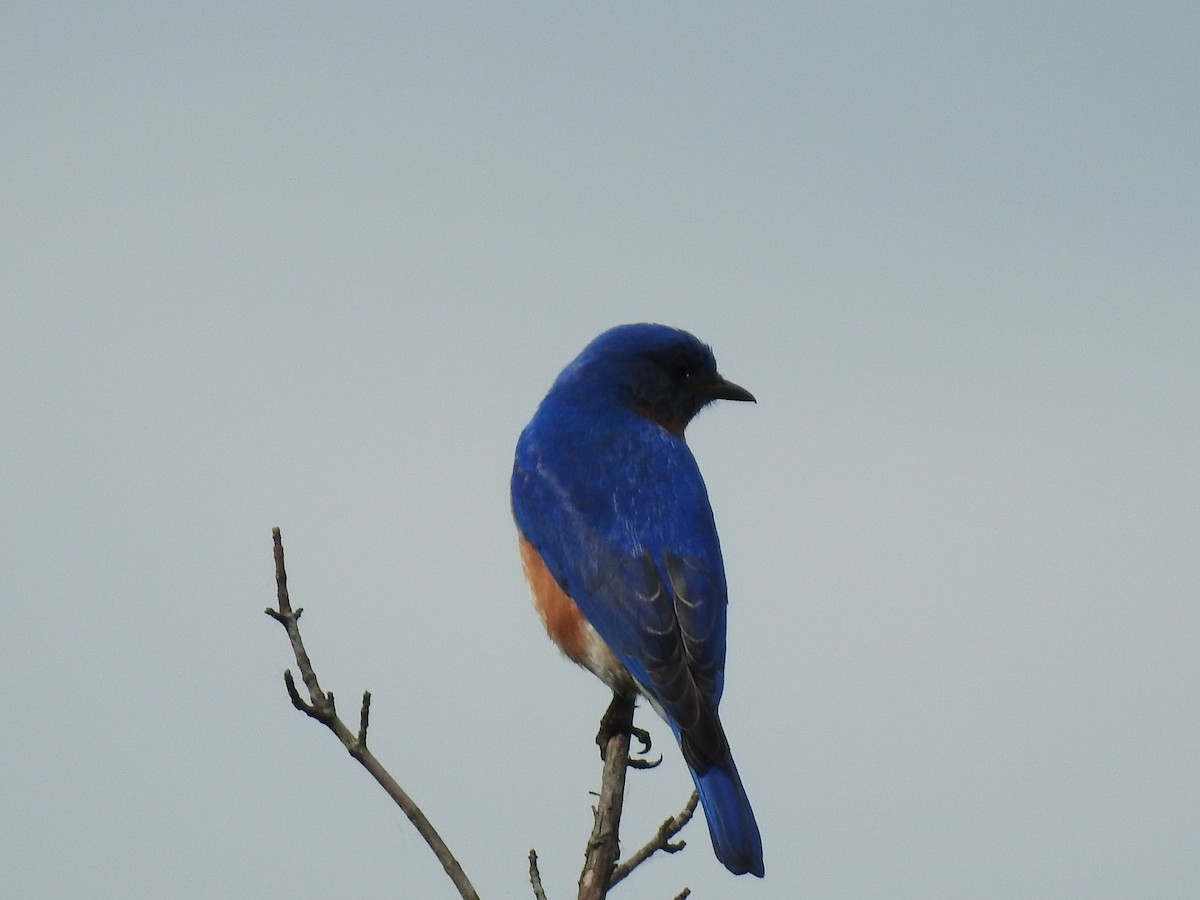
511,323 -> 764,877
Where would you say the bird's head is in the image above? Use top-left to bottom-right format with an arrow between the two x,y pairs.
554,323 -> 755,434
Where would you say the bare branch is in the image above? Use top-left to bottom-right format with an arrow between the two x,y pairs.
609,791 -> 699,887
577,691 -> 636,900
529,849 -> 549,900
265,527 -> 480,900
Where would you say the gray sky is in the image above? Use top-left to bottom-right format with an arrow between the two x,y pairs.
3,3 -> 1197,898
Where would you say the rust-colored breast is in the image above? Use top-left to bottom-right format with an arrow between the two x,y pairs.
518,536 -> 632,691
518,535 -> 590,661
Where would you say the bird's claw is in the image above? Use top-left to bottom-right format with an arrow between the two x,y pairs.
626,724 -> 661,768
595,696 -> 660,768
629,752 -> 663,770
630,724 -> 652,755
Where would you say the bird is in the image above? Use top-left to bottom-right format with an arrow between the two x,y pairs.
510,323 -> 764,877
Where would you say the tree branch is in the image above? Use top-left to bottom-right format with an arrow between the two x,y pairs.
609,790 -> 699,887
576,691 -> 636,900
265,527 -> 480,900
529,849 -> 548,900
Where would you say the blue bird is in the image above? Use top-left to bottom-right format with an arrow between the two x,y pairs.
511,323 -> 764,877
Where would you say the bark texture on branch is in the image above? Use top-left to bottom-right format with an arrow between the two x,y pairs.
577,691 -> 637,900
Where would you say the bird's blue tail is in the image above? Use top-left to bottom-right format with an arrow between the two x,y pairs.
691,758 -> 764,877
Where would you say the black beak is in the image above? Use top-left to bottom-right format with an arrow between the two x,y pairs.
709,375 -> 756,404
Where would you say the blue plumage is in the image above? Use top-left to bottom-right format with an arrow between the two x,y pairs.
511,323 -> 764,877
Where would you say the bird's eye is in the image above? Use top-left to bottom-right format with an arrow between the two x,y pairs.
668,359 -> 693,381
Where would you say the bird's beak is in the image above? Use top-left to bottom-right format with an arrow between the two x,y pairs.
710,375 -> 756,404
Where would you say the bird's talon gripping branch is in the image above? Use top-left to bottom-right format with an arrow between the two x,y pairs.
595,691 -> 637,757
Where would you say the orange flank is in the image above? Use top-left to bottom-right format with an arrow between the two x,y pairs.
518,536 -> 632,691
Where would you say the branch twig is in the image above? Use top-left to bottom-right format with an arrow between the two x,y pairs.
265,527 -> 480,900
529,849 -> 548,900
609,790 -> 699,887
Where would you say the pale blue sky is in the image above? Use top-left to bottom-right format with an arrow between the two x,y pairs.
2,3 -> 1197,898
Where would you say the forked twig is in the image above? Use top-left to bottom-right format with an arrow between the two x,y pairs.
609,790 -> 699,886
265,527 -> 480,900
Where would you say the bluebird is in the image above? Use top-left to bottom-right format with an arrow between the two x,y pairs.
511,323 -> 764,877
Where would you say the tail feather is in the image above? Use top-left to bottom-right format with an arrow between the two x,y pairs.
691,758 -> 764,877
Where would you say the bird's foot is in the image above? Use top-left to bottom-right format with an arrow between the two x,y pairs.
596,692 -> 662,768
628,728 -> 662,769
